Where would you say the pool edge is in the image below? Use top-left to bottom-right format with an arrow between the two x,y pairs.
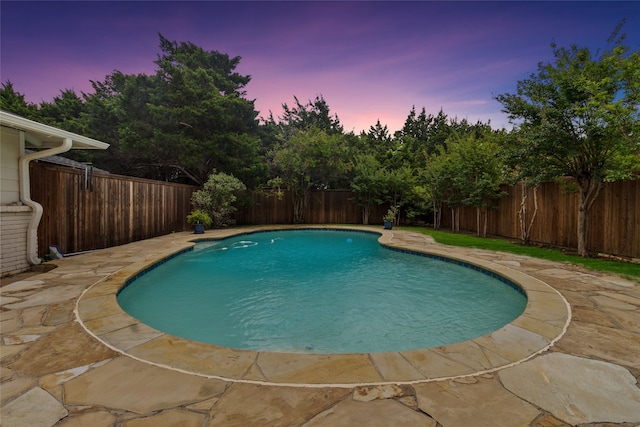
75,225 -> 571,387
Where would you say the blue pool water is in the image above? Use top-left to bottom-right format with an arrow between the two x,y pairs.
117,230 -> 527,354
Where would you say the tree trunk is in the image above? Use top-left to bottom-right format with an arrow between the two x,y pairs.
519,182 -> 539,245
518,182 -> 528,244
292,191 -> 308,224
577,179 -> 602,257
451,206 -> 460,232
476,207 -> 481,236
482,208 -> 488,238
362,204 -> 371,225
451,208 -> 455,232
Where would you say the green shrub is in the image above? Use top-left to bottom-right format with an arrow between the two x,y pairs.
191,171 -> 246,228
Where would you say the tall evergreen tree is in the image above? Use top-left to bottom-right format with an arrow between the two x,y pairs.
275,95 -> 344,137
122,34 -> 266,186
0,81 -> 40,120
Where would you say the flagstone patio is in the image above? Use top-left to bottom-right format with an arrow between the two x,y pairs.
1,226 -> 639,426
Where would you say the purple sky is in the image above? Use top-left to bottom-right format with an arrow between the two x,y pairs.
2,1 -> 639,134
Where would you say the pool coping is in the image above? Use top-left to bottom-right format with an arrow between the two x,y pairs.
75,225 -> 571,388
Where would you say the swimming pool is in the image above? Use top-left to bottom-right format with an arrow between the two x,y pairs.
117,229 -> 527,354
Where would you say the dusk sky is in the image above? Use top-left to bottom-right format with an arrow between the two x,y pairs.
2,1 -> 639,134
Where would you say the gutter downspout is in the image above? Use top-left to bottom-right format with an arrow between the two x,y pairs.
19,134 -> 73,265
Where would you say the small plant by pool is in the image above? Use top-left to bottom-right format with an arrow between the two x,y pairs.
117,229 -> 527,354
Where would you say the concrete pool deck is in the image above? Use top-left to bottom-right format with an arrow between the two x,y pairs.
1,226 -> 639,426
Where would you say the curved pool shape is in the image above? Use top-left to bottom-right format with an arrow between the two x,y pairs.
117,230 -> 527,354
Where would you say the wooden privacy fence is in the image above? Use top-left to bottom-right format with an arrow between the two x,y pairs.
439,179 -> 640,259
30,160 -> 638,259
30,162 -> 197,257
236,189 -> 386,226
238,181 -> 639,258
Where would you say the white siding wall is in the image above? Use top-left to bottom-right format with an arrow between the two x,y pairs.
1,126 -> 23,205
1,206 -> 32,276
1,126 -> 32,275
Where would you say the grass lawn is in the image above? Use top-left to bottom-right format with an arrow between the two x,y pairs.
399,226 -> 640,281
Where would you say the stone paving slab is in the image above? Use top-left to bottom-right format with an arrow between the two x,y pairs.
63,356 -> 227,414
9,322 -> 116,377
1,376 -> 37,403
368,351 -> 426,382
0,279 -> 46,293
472,324 -> 551,362
597,290 -> 640,305
1,387 -> 68,427
428,339 -> 512,372
1,226 -> 639,426
122,409 -> 206,427
400,347 -> 477,378
207,382 -> 350,426
303,398 -> 437,426
498,352 -> 640,425
127,335 -> 257,378
82,312 -> 141,336
552,321 -> 640,371
2,285 -> 83,310
415,375 -> 541,427
55,411 -> 117,427
256,351 -> 383,384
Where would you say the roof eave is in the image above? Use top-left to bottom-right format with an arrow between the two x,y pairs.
0,110 -> 110,150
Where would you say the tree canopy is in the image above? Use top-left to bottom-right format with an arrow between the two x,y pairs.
268,126 -> 350,223
496,22 -> 640,255
272,95 -> 344,137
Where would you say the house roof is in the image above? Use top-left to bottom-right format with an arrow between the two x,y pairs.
25,149 -> 110,174
0,110 -> 109,150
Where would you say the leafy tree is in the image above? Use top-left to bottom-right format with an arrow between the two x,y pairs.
423,144 -> 467,231
419,150 -> 452,229
269,127 -> 349,223
449,133 -> 506,236
384,165 -> 416,225
191,171 -> 246,228
496,24 -> 640,256
501,129 -> 545,245
349,154 -> 389,224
